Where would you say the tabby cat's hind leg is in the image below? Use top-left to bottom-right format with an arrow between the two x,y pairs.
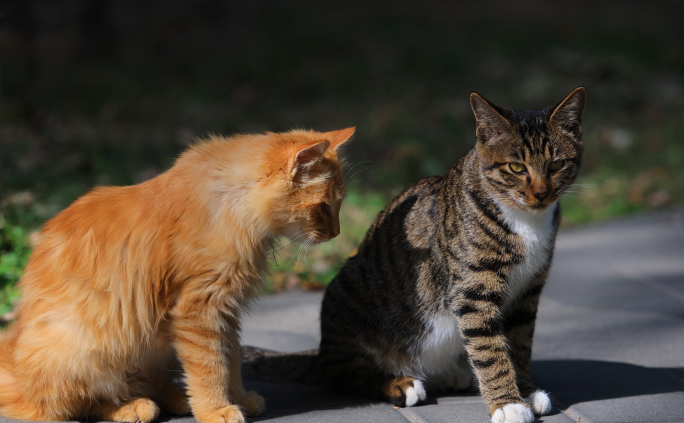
89,398 -> 160,423
322,360 -> 426,407
382,376 -> 427,407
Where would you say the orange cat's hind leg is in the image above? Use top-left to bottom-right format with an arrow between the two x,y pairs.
0,400 -> 56,422
236,391 -> 266,417
158,385 -> 192,416
227,342 -> 265,417
89,398 -> 160,423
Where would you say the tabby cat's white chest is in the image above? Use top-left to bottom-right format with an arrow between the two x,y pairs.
411,202 -> 557,388
498,202 -> 557,308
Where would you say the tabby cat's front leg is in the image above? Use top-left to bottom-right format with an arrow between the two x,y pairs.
504,272 -> 552,417
172,307 -> 246,423
455,275 -> 534,423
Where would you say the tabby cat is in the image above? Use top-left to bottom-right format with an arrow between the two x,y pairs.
320,89 -> 586,423
0,128 -> 354,423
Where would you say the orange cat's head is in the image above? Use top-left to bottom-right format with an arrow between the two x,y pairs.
257,127 -> 355,245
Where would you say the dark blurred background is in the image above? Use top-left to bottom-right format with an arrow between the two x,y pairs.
1,0 -> 683,311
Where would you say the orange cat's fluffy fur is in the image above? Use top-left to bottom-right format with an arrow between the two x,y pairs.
0,128 -> 354,423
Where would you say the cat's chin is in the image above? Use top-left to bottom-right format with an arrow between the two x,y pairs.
526,203 -> 553,212
503,199 -> 555,213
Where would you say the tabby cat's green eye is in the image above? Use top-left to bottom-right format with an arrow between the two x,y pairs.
509,163 -> 526,173
549,160 -> 565,172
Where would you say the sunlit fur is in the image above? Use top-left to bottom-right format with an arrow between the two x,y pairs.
0,127 -> 353,423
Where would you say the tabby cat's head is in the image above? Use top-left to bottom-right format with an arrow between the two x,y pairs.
470,87 -> 586,212
263,128 -> 355,244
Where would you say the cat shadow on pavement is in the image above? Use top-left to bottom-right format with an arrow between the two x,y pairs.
236,357 -> 684,421
531,359 -> 684,408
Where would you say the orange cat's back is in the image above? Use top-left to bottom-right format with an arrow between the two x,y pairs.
0,182 -> 171,419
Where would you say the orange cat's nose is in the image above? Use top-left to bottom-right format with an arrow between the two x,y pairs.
330,220 -> 340,239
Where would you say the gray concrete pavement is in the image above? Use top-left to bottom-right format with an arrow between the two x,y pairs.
238,208 -> 684,423
1,208 -> 682,423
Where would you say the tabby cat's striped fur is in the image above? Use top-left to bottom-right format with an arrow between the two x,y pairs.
319,88 -> 586,423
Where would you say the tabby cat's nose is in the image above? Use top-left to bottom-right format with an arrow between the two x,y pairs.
533,191 -> 548,202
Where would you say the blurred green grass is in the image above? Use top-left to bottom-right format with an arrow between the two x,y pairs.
1,1 -> 684,310
0,216 -> 29,318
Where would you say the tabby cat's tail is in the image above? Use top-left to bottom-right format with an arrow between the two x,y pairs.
241,346 -> 321,385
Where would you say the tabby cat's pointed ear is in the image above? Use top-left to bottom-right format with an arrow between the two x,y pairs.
323,126 -> 356,151
470,93 -> 513,145
290,140 -> 330,176
549,87 -> 587,138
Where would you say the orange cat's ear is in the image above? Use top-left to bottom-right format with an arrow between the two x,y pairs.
323,126 -> 356,151
290,140 -> 331,176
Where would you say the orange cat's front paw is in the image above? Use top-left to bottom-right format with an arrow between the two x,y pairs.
100,398 -> 161,423
238,391 -> 265,416
195,405 -> 246,423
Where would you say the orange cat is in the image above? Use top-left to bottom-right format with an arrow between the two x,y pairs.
0,128 -> 355,423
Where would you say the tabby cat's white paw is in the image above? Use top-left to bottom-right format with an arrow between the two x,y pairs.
528,390 -> 552,415
491,403 -> 534,423
405,380 -> 427,407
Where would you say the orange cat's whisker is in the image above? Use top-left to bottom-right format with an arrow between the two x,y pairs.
285,243 -> 306,269
345,163 -> 381,182
303,240 -> 313,270
294,240 -> 310,272
343,160 -> 382,178
266,231 -> 307,254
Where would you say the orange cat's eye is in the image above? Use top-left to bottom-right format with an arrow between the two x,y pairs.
320,203 -> 332,216
549,159 -> 565,172
508,163 -> 526,174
